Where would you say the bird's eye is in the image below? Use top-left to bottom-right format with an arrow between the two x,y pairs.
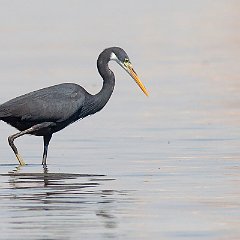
124,58 -> 130,64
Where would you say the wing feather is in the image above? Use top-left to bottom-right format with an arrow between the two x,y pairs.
0,83 -> 86,122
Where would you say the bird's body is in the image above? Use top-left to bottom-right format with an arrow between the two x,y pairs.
0,83 -> 104,135
0,83 -> 86,133
0,47 -> 148,166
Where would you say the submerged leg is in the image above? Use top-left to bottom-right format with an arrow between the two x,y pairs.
8,122 -> 54,165
42,134 -> 52,166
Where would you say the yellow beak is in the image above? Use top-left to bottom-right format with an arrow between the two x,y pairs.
125,63 -> 149,97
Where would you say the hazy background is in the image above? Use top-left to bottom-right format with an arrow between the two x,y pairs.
0,1 -> 240,239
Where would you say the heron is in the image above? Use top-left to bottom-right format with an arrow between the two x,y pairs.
0,47 -> 148,166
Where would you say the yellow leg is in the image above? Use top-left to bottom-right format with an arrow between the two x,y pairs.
16,153 -> 26,166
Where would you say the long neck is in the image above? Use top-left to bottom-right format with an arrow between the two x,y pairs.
90,53 -> 115,114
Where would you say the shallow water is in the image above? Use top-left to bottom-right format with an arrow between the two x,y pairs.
0,1 -> 240,239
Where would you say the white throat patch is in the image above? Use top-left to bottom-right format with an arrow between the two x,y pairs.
110,52 -> 118,61
110,52 -> 124,69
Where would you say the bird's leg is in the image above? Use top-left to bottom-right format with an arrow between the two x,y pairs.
8,122 -> 54,165
42,134 -> 52,166
8,133 -> 27,166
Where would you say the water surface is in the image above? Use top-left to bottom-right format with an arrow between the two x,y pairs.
0,1 -> 240,239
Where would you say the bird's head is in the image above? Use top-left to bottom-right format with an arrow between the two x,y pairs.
109,47 -> 149,96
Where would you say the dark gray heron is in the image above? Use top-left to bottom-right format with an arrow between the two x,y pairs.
0,47 -> 148,166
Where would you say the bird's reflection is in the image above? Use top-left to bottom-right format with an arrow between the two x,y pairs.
6,164 -> 114,192
2,164 -> 120,233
